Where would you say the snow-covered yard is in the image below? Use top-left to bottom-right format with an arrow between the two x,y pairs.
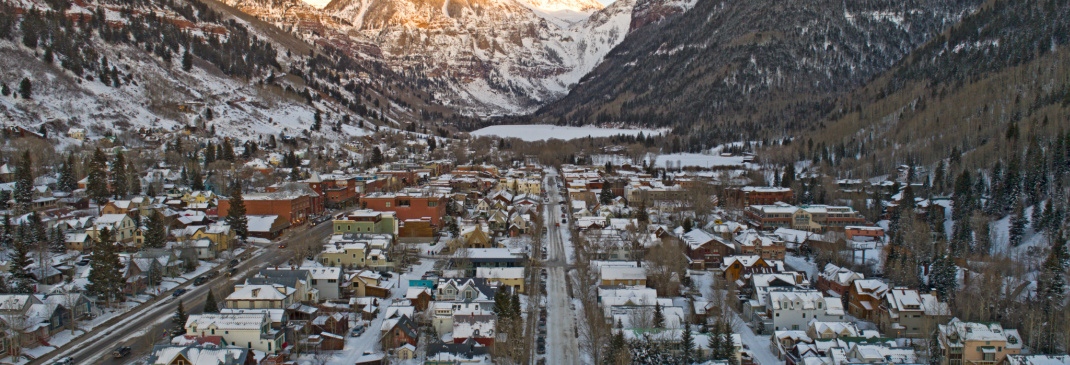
470,125 -> 662,141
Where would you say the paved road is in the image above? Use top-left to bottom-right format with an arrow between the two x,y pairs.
32,219 -> 338,365
541,169 -> 580,365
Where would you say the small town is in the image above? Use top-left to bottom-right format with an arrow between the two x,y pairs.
0,123 -> 1062,365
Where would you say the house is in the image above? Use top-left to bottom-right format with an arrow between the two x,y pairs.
683,229 -> 735,270
382,315 -> 419,349
453,224 -> 493,249
350,270 -> 391,298
453,314 -> 496,347
184,313 -> 283,353
815,263 -> 863,297
192,239 -> 217,259
938,319 -> 1022,365
86,214 -> 137,244
146,345 -> 255,365
600,266 -> 647,286
246,215 -> 287,239
426,339 -> 490,364
224,284 -> 297,309
332,210 -> 398,236
191,224 -> 235,251
880,288 -> 952,338
397,343 -> 417,361
436,278 -> 496,302
320,241 -> 368,267
361,192 -> 447,227
304,267 -> 344,300
476,267 -> 526,294
847,279 -> 889,322
248,269 -> 319,303
722,256 -> 783,282
806,321 -> 860,339
405,287 -> 433,311
764,289 -> 845,332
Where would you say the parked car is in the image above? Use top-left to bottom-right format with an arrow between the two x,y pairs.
226,268 -> 238,276
113,346 -> 131,358
537,343 -> 546,354
193,276 -> 207,286
350,325 -> 366,337
53,357 -> 74,365
561,219 -> 567,224
172,289 -> 187,297
278,243 -> 287,249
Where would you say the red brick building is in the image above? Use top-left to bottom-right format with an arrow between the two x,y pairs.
218,183 -> 323,227
736,186 -> 794,206
362,193 -> 447,227
307,173 -> 359,209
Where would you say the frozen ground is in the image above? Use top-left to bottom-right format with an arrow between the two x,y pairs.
470,125 -> 662,141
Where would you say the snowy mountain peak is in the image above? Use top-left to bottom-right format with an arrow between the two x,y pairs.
519,0 -> 604,13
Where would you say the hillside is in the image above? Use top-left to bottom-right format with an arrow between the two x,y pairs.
531,0 -> 981,142
788,0 -> 1070,176
0,0 -> 452,143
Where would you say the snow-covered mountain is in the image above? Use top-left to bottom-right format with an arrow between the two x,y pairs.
223,0 -> 672,115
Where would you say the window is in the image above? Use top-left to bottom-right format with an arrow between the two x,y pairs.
428,201 -> 438,207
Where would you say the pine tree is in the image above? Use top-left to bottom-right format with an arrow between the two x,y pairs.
144,211 -> 167,248
111,150 -> 128,198
313,111 -> 322,131
1035,235 -> 1067,310
50,226 -> 65,253
680,324 -> 695,364
8,232 -> 34,293
1009,201 -> 1027,247
930,254 -> 958,301
58,153 -> 77,192
492,286 -> 511,317
86,228 -> 123,304
204,290 -> 219,313
221,139 -> 235,161
182,50 -> 192,71
509,291 -> 520,319
13,151 -> 33,212
86,148 -> 111,206
707,324 -> 724,361
600,185 -> 614,205
18,78 -> 30,99
128,161 -> 141,195
226,184 -> 248,242
189,166 -> 205,191
173,300 -> 188,329
781,163 -> 795,188
370,147 -> 383,166
652,302 -> 664,329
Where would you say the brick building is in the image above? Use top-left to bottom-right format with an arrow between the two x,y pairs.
218,183 -> 323,228
306,173 -> 359,209
735,186 -> 794,206
361,193 -> 447,227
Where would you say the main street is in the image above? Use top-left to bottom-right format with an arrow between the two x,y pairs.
541,168 -> 580,365
30,215 -> 339,365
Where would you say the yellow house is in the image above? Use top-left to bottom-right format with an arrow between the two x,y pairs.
320,242 -> 367,268
86,214 -> 137,244
397,344 -> 416,360
939,319 -> 1022,365
476,267 -> 526,294
180,191 -> 216,205
191,225 -> 235,251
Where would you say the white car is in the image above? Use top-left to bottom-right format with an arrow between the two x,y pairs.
53,357 -> 74,365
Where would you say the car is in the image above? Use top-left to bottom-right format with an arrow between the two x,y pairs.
537,337 -> 546,346
172,289 -> 187,297
541,252 -> 548,260
228,259 -> 239,267
278,243 -> 287,249
226,268 -> 238,276
536,343 -> 546,354
350,325 -> 366,337
193,276 -> 207,286
561,219 -> 567,224
113,346 -> 131,358
53,357 -> 74,365
555,223 -> 560,227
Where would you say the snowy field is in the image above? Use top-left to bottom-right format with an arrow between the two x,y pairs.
646,152 -> 747,168
470,125 -> 662,141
